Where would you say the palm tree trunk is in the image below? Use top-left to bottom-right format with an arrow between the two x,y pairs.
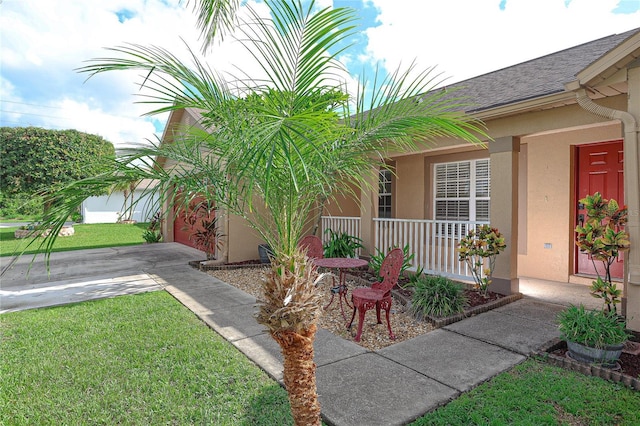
271,324 -> 321,426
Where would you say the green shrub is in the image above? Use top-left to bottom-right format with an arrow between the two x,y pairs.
557,304 -> 629,348
408,275 -> 468,318
323,229 -> 363,258
142,230 -> 163,243
142,212 -> 162,243
70,211 -> 83,223
369,244 -> 415,280
0,191 -> 44,218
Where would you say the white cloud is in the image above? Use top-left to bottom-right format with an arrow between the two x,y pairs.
365,0 -> 640,84
1,0 -> 638,151
0,0 -> 263,149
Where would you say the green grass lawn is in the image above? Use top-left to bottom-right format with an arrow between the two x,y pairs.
0,291 -> 293,425
2,292 -> 638,425
412,359 -> 640,425
2,223 -> 639,424
0,223 -> 149,257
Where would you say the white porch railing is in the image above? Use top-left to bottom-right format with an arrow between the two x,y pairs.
320,216 -> 489,280
374,218 -> 489,279
320,216 -> 362,257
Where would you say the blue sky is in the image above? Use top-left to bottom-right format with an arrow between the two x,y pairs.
1,0 -> 639,150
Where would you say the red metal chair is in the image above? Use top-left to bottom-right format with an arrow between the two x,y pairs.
347,248 -> 404,342
298,235 -> 324,260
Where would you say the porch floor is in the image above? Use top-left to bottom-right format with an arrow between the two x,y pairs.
519,277 -> 601,310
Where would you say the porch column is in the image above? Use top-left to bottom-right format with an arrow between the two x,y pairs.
489,136 -> 520,295
624,62 -> 640,332
359,167 -> 378,259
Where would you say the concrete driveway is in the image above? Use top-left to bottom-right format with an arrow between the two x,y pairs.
0,243 -> 205,313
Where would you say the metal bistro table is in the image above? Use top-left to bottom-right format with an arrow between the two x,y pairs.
313,257 -> 368,321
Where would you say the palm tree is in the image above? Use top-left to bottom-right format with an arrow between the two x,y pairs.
35,1 -> 486,424
110,179 -> 137,222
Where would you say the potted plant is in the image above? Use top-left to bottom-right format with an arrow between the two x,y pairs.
258,243 -> 274,264
457,224 -> 506,296
575,192 -> 630,314
557,304 -> 629,368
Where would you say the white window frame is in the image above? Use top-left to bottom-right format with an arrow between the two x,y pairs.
378,168 -> 393,218
433,158 -> 490,222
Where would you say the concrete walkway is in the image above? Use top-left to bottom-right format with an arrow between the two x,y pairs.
1,244 -> 591,425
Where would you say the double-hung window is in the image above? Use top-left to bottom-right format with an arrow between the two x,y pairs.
378,168 -> 393,218
434,159 -> 490,222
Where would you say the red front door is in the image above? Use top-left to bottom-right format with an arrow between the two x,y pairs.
575,140 -> 624,278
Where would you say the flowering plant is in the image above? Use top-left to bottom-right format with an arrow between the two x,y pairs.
457,225 -> 506,296
575,192 -> 629,314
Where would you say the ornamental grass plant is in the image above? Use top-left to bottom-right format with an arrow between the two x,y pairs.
407,274 -> 468,318
557,304 -> 629,349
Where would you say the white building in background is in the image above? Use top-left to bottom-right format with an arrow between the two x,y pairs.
81,179 -> 159,224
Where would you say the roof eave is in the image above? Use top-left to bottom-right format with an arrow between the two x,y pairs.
575,30 -> 640,87
471,91 -> 578,121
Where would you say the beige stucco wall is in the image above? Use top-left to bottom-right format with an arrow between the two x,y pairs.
387,118 -> 623,285
394,156 -> 424,219
226,214 -> 264,263
517,122 -> 622,282
324,186 -> 361,218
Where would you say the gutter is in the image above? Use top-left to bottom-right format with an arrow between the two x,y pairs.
574,88 -> 640,291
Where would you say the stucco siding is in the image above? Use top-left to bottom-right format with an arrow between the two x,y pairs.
394,156 -> 424,219
517,122 -> 622,281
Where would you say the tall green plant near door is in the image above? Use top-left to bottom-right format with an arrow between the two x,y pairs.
28,1 -> 486,424
575,192 -> 630,314
457,225 -> 506,296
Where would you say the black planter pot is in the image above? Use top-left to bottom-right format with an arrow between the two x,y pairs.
258,244 -> 274,264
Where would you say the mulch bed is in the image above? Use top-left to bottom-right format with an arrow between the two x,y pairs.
200,259 -> 522,350
202,259 -> 522,328
346,267 -> 522,327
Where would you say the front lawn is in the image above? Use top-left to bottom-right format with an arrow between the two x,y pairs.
0,291 -> 292,425
412,359 -> 640,425
0,223 -> 149,257
2,290 -> 639,425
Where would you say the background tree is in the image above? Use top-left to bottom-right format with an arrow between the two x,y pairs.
34,1 -> 486,424
0,127 -> 115,216
110,180 -> 137,222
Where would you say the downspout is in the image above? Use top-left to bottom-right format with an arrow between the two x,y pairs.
575,88 -> 640,296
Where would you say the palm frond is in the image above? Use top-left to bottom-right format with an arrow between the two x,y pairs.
185,0 -> 241,48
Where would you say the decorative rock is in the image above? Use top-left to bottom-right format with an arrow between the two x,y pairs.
14,225 -> 74,239
59,226 -> 75,237
14,229 -> 40,239
609,370 -> 623,383
579,364 -> 591,375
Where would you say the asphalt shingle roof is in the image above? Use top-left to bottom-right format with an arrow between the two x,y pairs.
442,28 -> 639,113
